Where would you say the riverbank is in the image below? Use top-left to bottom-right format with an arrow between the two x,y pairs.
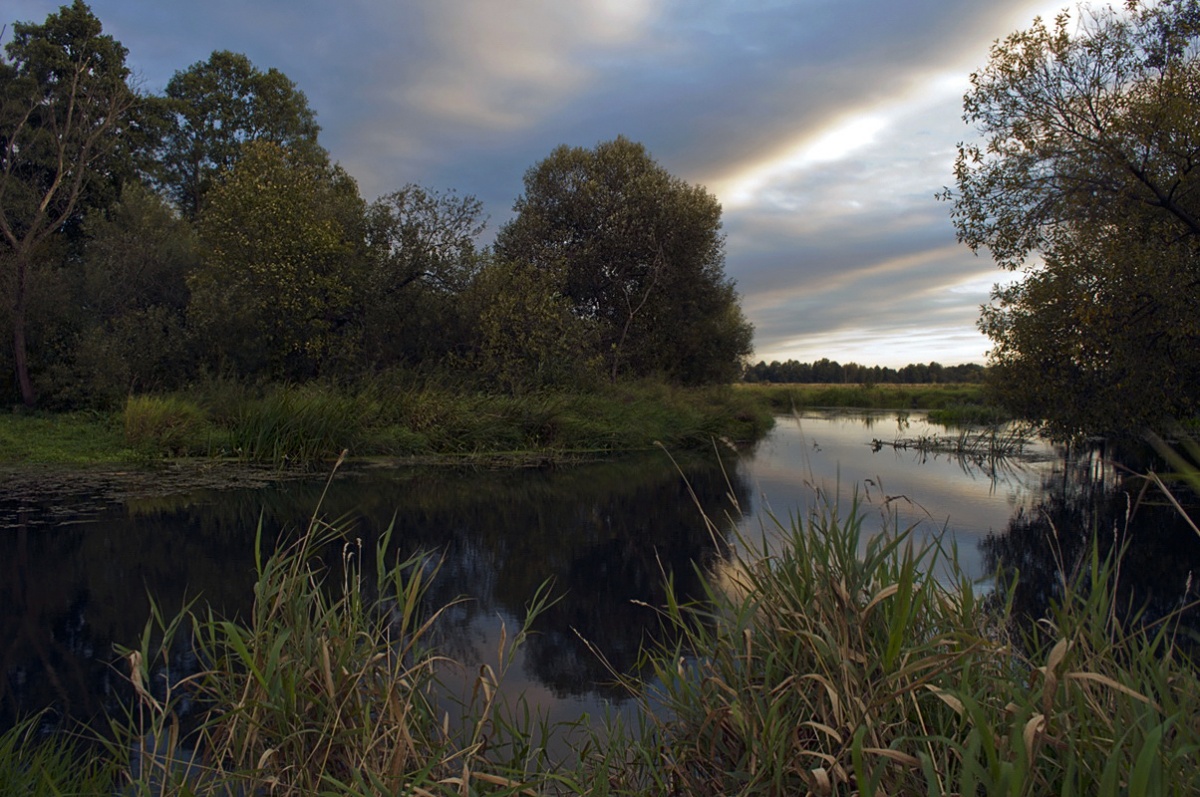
3,380 -> 777,472
738,381 -> 1006,424
8,492 -> 1197,795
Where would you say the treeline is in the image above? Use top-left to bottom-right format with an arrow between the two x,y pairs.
0,3 -> 752,410
743,359 -> 985,385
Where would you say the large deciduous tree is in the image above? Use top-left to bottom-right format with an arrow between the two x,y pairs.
360,185 -> 486,367
160,50 -> 323,217
190,141 -> 365,379
947,0 -> 1200,437
495,136 -> 753,385
0,0 -> 138,407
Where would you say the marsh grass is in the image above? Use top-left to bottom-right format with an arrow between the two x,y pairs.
124,395 -> 210,456
103,455 -> 556,795
225,386 -> 376,467
568,485 -> 1200,795
740,382 -> 993,415
0,714 -> 117,796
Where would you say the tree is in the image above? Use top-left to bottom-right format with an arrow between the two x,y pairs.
495,136 -> 753,384
189,141 -> 365,379
360,185 -> 486,367
47,182 -> 198,405
0,0 -> 138,406
946,0 -> 1200,437
463,259 -> 601,393
159,50 -> 323,217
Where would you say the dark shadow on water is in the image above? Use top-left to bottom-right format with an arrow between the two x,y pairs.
981,439 -> 1200,646
0,450 -> 749,734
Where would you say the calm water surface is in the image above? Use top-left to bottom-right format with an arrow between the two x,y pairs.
3,410 -> 1196,737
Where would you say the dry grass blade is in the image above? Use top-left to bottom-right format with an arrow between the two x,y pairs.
861,747 -> 921,767
1064,671 -> 1162,711
924,685 -> 964,716
864,583 -> 901,615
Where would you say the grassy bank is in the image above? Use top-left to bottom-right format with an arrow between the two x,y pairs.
8,478 -> 1198,795
3,379 -> 776,468
739,382 -> 1009,425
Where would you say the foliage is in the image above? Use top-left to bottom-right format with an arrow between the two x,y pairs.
0,0 -> 139,406
39,183 -> 197,407
465,259 -> 603,393
744,358 -> 986,384
947,0 -> 1200,438
123,394 -> 209,456
190,141 -> 366,380
496,136 -> 753,385
359,184 -> 487,368
159,49 -> 324,217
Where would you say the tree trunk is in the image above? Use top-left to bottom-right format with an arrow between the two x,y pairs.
11,256 -> 35,407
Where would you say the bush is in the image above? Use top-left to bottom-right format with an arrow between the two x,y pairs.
123,395 -> 209,456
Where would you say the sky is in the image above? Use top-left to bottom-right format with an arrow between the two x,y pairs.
7,0 -> 1077,368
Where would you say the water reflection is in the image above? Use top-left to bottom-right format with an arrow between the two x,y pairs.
734,411 -> 1056,579
0,452 -> 747,733
5,412 -> 1200,737
981,442 -> 1200,637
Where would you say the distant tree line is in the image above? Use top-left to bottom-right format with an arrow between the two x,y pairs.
0,2 -> 752,409
743,359 -> 985,385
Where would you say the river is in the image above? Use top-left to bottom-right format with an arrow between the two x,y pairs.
3,409 -> 1198,738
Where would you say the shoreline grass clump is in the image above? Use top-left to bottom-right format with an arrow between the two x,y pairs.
123,395 -> 210,457
99,462 -> 556,795
576,490 -> 1200,795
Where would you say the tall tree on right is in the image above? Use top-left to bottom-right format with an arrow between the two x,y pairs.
947,0 -> 1200,438
496,137 -> 753,385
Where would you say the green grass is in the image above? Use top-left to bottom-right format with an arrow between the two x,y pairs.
1,379 -> 777,468
0,410 -> 131,464
739,382 -> 997,415
8,475 -> 1200,794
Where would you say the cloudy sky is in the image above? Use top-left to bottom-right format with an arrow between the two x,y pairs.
8,0 -> 1076,367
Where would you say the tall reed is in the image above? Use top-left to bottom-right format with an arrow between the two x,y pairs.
570,487 -> 1200,795
105,458 -> 555,795
227,386 -> 373,467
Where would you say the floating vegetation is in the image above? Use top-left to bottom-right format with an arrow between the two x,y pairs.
870,423 -> 1036,460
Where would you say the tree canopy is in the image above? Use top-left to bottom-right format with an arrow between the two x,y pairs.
0,0 -> 139,406
495,136 -> 752,385
190,141 -> 364,380
160,50 -> 324,218
947,0 -> 1200,437
0,4 -> 758,407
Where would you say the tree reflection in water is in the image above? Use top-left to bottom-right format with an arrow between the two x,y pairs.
981,439 -> 1200,644
0,450 -> 748,734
